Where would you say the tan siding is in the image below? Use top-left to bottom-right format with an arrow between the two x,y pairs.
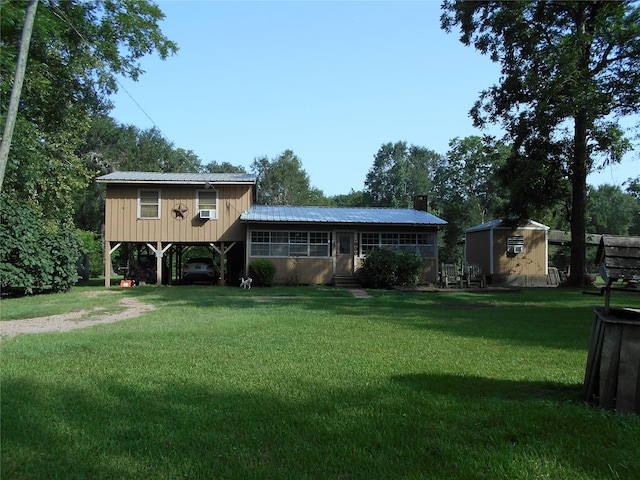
465,230 -> 491,274
493,228 -> 547,276
104,184 -> 253,243
261,258 -> 334,284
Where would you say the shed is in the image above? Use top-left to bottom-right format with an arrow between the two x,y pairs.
464,219 -> 549,286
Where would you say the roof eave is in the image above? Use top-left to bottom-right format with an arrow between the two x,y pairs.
241,219 -> 446,227
96,179 -> 255,186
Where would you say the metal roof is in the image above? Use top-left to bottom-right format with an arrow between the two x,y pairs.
464,219 -> 549,233
96,171 -> 256,185
240,205 -> 447,226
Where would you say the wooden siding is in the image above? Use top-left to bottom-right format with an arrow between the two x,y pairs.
267,258 -> 334,285
104,184 -> 253,243
465,230 -> 492,274
493,228 -> 547,276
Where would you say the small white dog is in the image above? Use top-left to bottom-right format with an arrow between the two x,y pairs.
240,277 -> 252,289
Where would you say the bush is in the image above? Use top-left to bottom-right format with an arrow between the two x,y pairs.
248,259 -> 276,287
357,248 -> 397,288
358,249 -> 424,288
395,251 -> 425,286
0,197 -> 82,294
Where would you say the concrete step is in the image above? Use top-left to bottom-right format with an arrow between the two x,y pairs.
333,275 -> 361,288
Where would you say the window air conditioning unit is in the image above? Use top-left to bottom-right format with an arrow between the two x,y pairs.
198,209 -> 214,219
508,245 -> 524,254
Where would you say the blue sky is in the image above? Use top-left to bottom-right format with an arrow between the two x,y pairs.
110,0 -> 639,197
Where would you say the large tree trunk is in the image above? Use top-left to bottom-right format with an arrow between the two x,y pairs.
567,5 -> 592,288
568,112 -> 588,287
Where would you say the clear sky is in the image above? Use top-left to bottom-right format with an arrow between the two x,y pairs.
110,0 -> 639,197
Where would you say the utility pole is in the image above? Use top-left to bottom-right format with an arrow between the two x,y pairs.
0,0 -> 39,191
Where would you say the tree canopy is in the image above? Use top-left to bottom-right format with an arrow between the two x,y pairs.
1,0 -> 178,223
251,150 -> 328,206
364,141 -> 440,208
442,0 -> 640,285
430,136 -> 509,262
0,0 -> 177,292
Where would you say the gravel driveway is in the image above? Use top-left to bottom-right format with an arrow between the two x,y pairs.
0,293 -> 155,339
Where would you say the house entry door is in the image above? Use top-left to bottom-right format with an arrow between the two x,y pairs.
336,232 -> 354,276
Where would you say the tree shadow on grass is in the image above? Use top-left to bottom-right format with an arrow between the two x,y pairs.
391,372 -> 584,404
2,373 -> 638,479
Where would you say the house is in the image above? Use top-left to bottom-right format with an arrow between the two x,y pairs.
464,219 -> 550,286
240,205 -> 446,285
96,171 -> 446,286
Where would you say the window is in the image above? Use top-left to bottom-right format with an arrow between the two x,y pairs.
361,233 -> 379,254
197,190 -> 217,219
138,190 -> 160,219
507,235 -> 525,254
310,232 -> 330,257
359,232 -> 436,259
250,231 -> 330,257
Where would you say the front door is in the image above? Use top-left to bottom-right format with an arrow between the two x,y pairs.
336,232 -> 354,276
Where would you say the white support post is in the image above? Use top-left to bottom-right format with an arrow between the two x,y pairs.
146,242 -> 172,285
105,241 -> 111,287
105,242 -> 122,287
156,242 -> 163,285
210,241 -> 237,285
143,242 -> 173,285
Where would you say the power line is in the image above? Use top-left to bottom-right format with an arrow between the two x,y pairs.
48,1 -> 171,140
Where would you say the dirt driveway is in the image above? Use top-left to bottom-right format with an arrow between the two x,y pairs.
0,292 -> 155,339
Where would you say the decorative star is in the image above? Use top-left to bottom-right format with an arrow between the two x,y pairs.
172,204 -> 188,219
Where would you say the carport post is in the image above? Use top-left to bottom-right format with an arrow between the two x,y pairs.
105,242 -> 122,287
156,242 -> 162,285
146,242 -> 173,285
210,241 -> 236,286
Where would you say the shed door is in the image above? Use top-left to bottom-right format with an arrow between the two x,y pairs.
336,232 -> 354,275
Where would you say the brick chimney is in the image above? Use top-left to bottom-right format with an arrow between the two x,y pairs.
413,195 -> 428,211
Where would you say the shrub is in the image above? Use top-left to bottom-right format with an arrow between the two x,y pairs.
358,249 -> 398,288
0,197 -> 82,294
358,249 -> 424,288
248,259 -> 276,287
395,251 -> 425,286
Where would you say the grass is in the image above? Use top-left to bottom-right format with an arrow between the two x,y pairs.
2,284 -> 639,479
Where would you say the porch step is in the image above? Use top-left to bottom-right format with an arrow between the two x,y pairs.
333,275 -> 361,288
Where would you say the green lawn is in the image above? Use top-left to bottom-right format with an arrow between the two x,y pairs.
2,284 -> 639,479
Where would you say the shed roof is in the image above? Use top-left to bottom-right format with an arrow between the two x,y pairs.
96,171 -> 256,185
464,219 -> 549,233
240,205 -> 447,226
596,235 -> 640,282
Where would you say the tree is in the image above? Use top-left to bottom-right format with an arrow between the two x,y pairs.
624,177 -> 640,235
0,0 -> 38,190
204,161 -> 246,174
430,136 -> 508,262
1,0 -> 178,223
251,150 -> 327,205
586,184 -> 638,235
1,1 -> 176,292
364,142 -> 439,208
442,1 -> 640,286
331,189 -> 371,207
